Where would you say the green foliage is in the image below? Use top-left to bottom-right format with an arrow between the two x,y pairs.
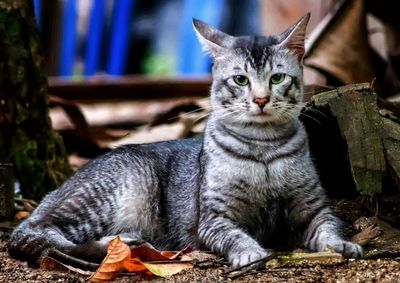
142,53 -> 175,76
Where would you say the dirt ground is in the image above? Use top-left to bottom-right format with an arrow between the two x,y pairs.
1,196 -> 400,283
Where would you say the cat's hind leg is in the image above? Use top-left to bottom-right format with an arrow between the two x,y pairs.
8,220 -> 77,265
68,232 -> 144,263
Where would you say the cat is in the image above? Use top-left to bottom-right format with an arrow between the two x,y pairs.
9,13 -> 362,268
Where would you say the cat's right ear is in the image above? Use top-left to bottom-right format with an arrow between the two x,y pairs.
193,19 -> 234,57
278,13 -> 310,60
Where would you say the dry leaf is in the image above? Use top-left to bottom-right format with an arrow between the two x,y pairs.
141,261 -> 193,278
90,238 -> 193,281
128,246 -> 193,278
130,246 -> 192,261
14,211 -> 31,222
351,223 -> 383,246
162,247 -> 193,260
89,236 -> 131,282
130,246 -> 170,261
21,199 -> 37,212
123,257 -> 148,273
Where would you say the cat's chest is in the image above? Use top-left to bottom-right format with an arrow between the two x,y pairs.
207,156 -> 293,191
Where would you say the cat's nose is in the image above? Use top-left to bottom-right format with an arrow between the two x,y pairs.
253,97 -> 270,109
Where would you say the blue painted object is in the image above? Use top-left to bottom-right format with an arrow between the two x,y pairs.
107,0 -> 135,75
178,0 -> 225,75
59,0 -> 78,76
33,0 -> 41,27
84,0 -> 106,76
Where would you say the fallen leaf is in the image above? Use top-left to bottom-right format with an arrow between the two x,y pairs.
89,236 -> 131,282
14,211 -> 31,222
90,239 -> 193,281
162,247 -> 193,259
128,246 -> 193,278
141,261 -> 193,278
130,246 -> 170,261
130,245 -> 192,261
22,200 -> 36,212
351,223 -> 383,246
123,257 -> 148,273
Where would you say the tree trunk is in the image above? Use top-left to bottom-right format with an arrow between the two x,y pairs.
303,83 -> 400,196
0,0 -> 71,200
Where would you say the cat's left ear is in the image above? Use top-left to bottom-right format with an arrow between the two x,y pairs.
193,19 -> 235,57
278,13 -> 310,60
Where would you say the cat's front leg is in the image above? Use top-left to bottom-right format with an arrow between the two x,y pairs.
198,213 -> 270,268
303,207 -> 363,258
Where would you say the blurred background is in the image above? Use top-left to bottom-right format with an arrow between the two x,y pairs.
30,0 -> 400,166
31,0 -> 350,78
33,0 -> 400,91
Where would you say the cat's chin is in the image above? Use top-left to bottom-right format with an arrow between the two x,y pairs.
244,112 -> 291,125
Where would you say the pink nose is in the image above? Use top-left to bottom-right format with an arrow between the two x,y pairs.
253,97 -> 270,109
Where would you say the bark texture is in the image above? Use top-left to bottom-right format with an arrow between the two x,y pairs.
305,83 -> 400,196
0,0 -> 71,200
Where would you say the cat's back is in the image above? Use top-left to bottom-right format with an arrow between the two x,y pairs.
46,137 -> 203,204
76,137 -> 202,174
49,138 -> 199,191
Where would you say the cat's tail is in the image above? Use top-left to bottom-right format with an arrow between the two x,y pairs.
8,218 -> 76,265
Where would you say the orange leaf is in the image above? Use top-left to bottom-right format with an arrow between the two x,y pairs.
124,257 -> 193,278
123,257 -> 148,273
131,245 -> 193,261
89,236 -> 131,282
130,246 -> 170,261
163,247 -> 193,260
160,250 -> 175,258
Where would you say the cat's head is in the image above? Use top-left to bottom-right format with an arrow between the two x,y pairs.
193,14 -> 310,126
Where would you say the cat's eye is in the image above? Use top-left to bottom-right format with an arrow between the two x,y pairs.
270,73 -> 286,84
233,75 -> 249,86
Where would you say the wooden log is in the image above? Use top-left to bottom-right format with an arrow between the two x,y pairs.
310,83 -> 386,195
48,76 -> 211,103
378,114 -> 400,184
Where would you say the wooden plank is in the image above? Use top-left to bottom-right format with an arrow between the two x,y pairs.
48,76 -> 212,103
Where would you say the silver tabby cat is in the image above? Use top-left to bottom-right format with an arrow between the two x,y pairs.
9,14 -> 362,268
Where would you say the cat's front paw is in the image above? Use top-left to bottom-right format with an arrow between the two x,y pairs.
327,240 -> 363,259
229,247 -> 271,268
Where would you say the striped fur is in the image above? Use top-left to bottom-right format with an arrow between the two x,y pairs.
9,14 -> 362,268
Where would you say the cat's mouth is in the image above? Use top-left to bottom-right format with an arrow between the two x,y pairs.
252,110 -> 272,116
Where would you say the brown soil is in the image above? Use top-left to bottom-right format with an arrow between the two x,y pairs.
1,196 -> 400,283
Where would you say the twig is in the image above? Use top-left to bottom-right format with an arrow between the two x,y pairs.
45,248 -> 99,271
142,260 -> 193,264
194,258 -> 228,269
223,253 -> 277,280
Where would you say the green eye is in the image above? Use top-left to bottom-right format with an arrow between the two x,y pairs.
270,73 -> 286,84
233,75 -> 249,86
